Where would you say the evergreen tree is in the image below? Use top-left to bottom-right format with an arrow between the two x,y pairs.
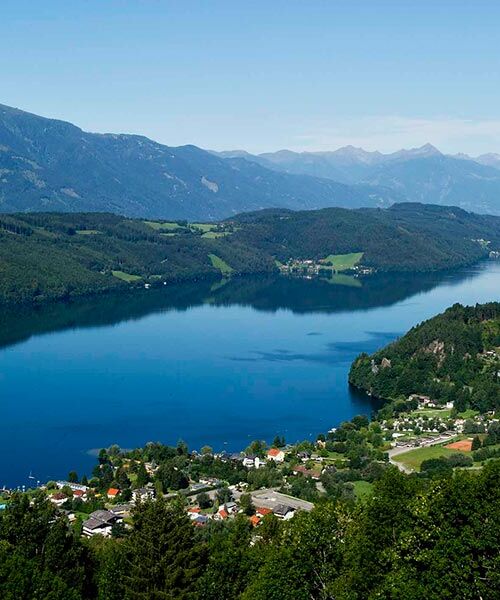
123,499 -> 206,599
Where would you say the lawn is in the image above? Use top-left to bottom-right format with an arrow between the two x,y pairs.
408,408 -> 452,419
323,252 -> 363,271
352,480 -> 374,501
76,229 -> 102,235
393,443 -> 467,471
192,223 -> 216,233
208,254 -> 233,275
202,231 -> 230,239
143,220 -> 185,231
112,270 -> 142,282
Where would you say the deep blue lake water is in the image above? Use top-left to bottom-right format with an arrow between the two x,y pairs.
1,261 -> 499,487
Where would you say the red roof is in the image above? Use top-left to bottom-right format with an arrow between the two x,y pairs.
250,515 -> 261,526
188,507 -> 201,513
256,507 -> 272,516
73,490 -> 84,497
218,509 -> 229,519
268,448 -> 282,457
107,488 -> 120,496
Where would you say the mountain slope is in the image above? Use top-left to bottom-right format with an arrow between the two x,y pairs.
349,302 -> 500,413
0,104 -> 400,220
362,154 -> 500,214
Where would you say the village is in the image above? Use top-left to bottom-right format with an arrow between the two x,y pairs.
1,391 -> 499,542
5,445 -> 318,539
278,256 -> 374,279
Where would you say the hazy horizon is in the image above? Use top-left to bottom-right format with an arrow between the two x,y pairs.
2,1 -> 500,155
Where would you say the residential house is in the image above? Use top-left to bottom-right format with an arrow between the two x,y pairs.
250,515 -> 261,527
267,448 -> 285,463
214,508 -> 229,521
292,465 -> 320,480
82,510 -> 122,537
56,481 -> 89,493
243,455 -> 257,468
132,487 -> 155,503
107,488 -> 120,500
223,501 -> 238,515
50,492 -> 68,507
193,514 -> 209,527
110,503 -> 133,518
272,504 -> 295,520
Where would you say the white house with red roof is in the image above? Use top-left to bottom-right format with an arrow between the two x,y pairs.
107,488 -> 120,500
267,448 -> 285,462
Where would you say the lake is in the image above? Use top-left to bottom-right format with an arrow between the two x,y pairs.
1,261 -> 499,487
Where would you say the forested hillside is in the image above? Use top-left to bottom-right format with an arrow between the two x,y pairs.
229,202 -> 500,271
349,302 -> 500,413
1,203 -> 499,305
0,212 -> 273,304
1,461 -> 499,599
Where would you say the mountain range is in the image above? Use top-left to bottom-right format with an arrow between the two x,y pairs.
0,104 -> 400,220
1,102 -> 500,219
216,144 -> 500,215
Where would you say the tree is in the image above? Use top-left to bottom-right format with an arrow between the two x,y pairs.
0,492 -> 95,598
68,471 -> 79,483
239,494 -> 255,516
272,435 -> 285,448
201,445 -> 213,456
135,464 -> 149,488
216,487 -> 232,505
123,499 -> 206,599
197,492 -> 212,509
472,435 -> 482,451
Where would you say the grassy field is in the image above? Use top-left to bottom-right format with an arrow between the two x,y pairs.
393,443 -> 467,471
408,408 -> 452,419
202,231 -> 230,239
112,270 -> 142,282
323,252 -> 363,271
192,223 -> 216,233
208,254 -> 233,275
76,229 -> 101,235
352,480 -> 374,501
143,220 -> 184,231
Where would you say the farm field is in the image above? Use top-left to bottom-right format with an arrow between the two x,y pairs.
393,443 -> 469,471
111,270 -> 142,282
323,252 -> 363,271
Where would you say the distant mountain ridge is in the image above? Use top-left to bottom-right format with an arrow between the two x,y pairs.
215,143 -> 500,215
3,102 -> 500,218
0,103 -> 401,220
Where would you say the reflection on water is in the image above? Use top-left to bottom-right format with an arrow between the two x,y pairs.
0,261 -> 498,487
0,265 -> 487,350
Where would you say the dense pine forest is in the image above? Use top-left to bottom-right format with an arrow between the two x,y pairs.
349,302 -> 500,413
1,202 -> 499,305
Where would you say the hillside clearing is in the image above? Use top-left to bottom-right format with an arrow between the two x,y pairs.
323,252 -> 363,271
208,254 -> 233,275
111,270 -> 142,282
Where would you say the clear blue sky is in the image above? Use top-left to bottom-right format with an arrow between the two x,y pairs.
2,0 -> 500,154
